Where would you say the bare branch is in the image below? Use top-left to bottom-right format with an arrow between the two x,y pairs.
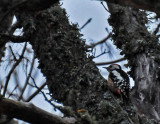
13,70 -> 23,93
29,76 -> 59,109
27,76 -> 74,117
1,82 -> 19,99
86,33 -> 112,48
0,98 -> 75,124
18,53 -> 35,101
80,18 -> 92,30
3,42 -> 27,97
25,82 -> 47,102
8,84 -> 18,98
25,78 -> 75,118
101,1 -> 109,12
9,46 -> 17,61
93,50 -> 109,58
153,22 -> 160,35
96,57 -> 126,66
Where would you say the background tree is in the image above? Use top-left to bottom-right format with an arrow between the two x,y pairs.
0,0 -> 159,124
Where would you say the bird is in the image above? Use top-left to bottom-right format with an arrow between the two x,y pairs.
103,64 -> 130,104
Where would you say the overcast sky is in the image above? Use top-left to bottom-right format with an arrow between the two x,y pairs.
61,0 -> 130,80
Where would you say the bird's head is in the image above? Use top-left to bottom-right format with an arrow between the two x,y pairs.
103,64 -> 121,72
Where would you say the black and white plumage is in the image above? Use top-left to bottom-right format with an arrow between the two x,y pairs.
103,64 -> 130,102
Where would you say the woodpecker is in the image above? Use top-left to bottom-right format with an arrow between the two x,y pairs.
103,64 -> 130,103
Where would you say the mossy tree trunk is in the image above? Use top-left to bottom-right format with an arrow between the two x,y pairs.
107,2 -> 160,121
25,5 -> 137,124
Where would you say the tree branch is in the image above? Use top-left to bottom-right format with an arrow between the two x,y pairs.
80,18 -> 92,30
3,42 -> 27,97
153,22 -> 160,35
0,33 -> 28,43
96,57 -> 126,66
18,53 -> 35,101
86,33 -> 112,48
101,1 -> 109,12
9,46 -> 17,61
25,82 -> 47,102
0,98 -> 74,124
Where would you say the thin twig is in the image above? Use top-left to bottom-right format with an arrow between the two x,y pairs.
96,57 -> 126,66
1,81 -> 19,99
8,84 -> 18,98
86,33 -> 112,48
80,18 -> 92,30
93,50 -> 109,58
153,22 -> 160,35
101,1 -> 110,12
30,77 -> 61,110
13,70 -> 22,92
9,46 -> 17,61
41,90 -> 60,110
3,42 -> 27,97
8,70 -> 23,98
18,53 -> 35,101
25,82 -> 47,102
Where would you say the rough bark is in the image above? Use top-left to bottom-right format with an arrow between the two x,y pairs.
104,0 -> 160,16
107,2 -> 160,122
0,97 -> 71,124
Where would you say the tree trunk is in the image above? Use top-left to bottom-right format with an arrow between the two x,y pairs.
107,2 -> 160,121
103,0 -> 160,16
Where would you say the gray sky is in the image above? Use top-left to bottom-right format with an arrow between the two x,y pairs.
62,0 -> 131,83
